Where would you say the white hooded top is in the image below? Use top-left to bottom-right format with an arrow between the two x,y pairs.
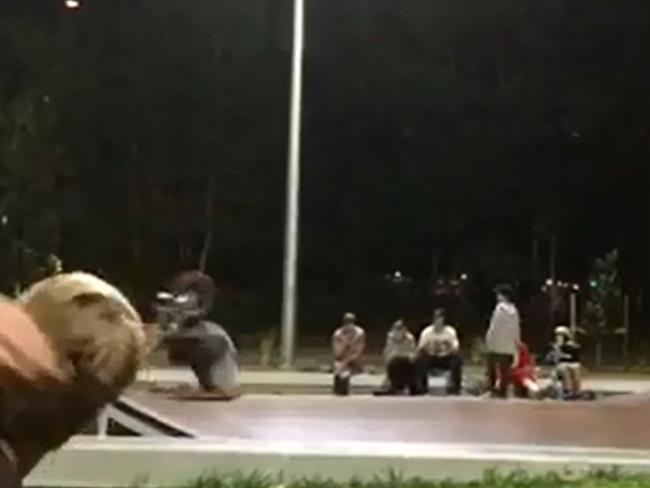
485,301 -> 520,355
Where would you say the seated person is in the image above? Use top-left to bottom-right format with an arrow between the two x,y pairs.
414,309 -> 463,395
510,341 -> 541,398
379,319 -> 417,395
332,313 -> 365,396
548,325 -> 581,397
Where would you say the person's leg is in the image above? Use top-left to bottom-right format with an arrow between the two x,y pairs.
333,370 -> 350,395
405,359 -> 418,395
513,381 -> 527,398
557,364 -> 571,394
190,360 -> 216,392
486,353 -> 498,394
524,378 -> 541,398
386,357 -> 405,392
443,354 -> 463,394
496,354 -> 513,398
569,364 -> 581,395
413,354 -> 431,395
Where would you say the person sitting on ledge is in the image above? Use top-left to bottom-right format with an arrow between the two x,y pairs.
549,325 -> 582,398
377,319 -> 417,395
414,309 -> 463,395
332,312 -> 365,396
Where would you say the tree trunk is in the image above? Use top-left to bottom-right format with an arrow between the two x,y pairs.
198,172 -> 216,273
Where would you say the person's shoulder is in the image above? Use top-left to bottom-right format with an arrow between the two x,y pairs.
420,324 -> 434,335
444,325 -> 458,335
354,325 -> 365,336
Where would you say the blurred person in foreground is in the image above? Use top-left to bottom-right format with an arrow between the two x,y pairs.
414,309 -> 463,395
0,272 -> 147,487
485,284 -> 521,398
331,312 -> 365,396
376,319 -> 417,395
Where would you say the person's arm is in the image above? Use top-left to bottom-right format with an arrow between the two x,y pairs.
485,309 -> 497,347
383,333 -> 394,362
332,331 -> 346,361
347,329 -> 365,362
407,333 -> 417,358
511,314 -> 521,362
418,327 -> 430,352
448,327 -> 460,353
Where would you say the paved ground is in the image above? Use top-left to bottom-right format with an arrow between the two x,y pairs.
125,385 -> 650,450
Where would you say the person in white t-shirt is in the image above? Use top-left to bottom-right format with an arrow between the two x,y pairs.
414,309 -> 463,395
485,284 -> 521,398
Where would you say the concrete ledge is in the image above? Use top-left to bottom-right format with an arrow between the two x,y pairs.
137,368 -> 650,393
26,436 -> 650,487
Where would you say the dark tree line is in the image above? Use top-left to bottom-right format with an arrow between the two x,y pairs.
0,1 -> 648,340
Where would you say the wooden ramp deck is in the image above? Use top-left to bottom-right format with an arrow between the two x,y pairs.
123,389 -> 650,449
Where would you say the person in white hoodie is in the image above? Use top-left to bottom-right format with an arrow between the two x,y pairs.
485,284 -> 520,398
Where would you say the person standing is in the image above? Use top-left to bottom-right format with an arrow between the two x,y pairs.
485,284 -> 521,398
414,309 -> 463,395
332,313 -> 366,396
381,319 -> 417,394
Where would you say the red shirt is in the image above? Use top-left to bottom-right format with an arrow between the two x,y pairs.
510,342 -> 536,383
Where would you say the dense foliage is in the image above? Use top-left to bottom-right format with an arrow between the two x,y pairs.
116,471 -> 650,488
0,1 -> 648,337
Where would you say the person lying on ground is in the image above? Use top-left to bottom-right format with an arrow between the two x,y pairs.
332,312 -> 365,395
414,309 -> 463,395
376,319 -> 417,395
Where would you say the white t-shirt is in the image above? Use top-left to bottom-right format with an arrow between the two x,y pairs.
418,324 -> 459,357
485,302 -> 521,355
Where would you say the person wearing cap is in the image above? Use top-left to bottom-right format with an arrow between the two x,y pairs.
414,309 -> 463,395
485,284 -> 521,398
380,319 -> 417,395
332,312 -> 366,395
549,325 -> 581,397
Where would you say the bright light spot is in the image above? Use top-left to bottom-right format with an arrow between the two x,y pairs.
572,284 -> 580,291
65,0 -> 81,9
0,215 -> 7,226
394,270 -> 402,279
545,279 -> 553,286
460,273 -> 468,280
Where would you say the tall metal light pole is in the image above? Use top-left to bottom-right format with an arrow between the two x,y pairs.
281,0 -> 305,367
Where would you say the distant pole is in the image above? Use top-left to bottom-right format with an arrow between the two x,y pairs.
549,235 -> 557,281
623,293 -> 630,368
569,291 -> 577,335
281,0 -> 305,368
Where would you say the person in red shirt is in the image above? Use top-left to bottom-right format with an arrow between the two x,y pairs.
509,341 -> 541,399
